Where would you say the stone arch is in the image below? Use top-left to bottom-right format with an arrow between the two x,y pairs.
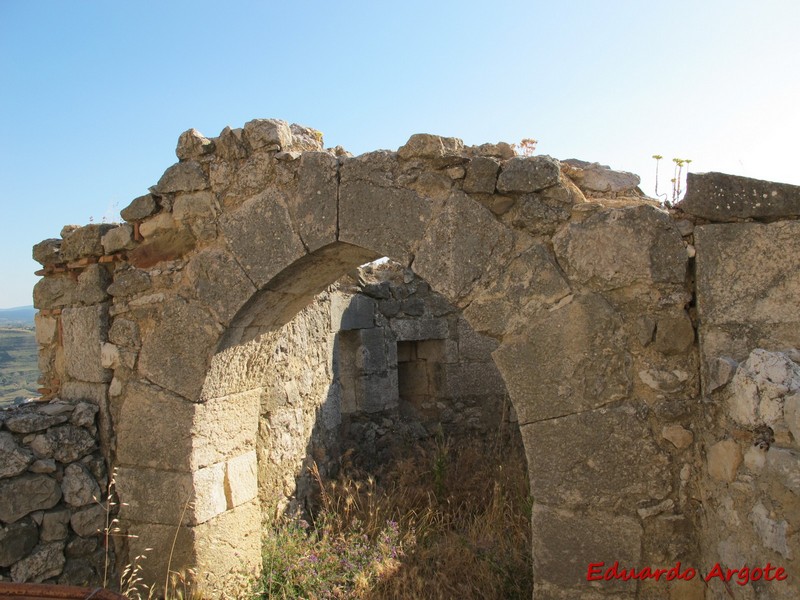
33,120 -> 701,598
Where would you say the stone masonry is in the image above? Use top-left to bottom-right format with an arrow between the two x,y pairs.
18,118 -> 800,598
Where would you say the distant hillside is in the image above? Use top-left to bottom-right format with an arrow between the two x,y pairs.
0,328 -> 39,407
0,306 -> 35,327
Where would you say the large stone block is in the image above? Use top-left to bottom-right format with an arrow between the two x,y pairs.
554,205 -> 686,290
680,171 -> 800,221
192,500 -> 262,596
493,293 -> 631,423
522,404 -> 671,512
496,156 -> 560,193
414,191 -> 514,304
138,298 -> 220,400
116,467 -> 193,525
62,304 -> 110,383
114,381 -> 195,471
331,293 -> 375,331
61,224 -> 115,261
532,505 -> 641,595
339,152 -> 433,261
191,389 -> 260,470
463,239 -> 572,338
123,521 -> 195,594
0,518 -> 38,567
288,151 -> 338,252
695,221 -> 800,325
219,191 -> 306,288
185,248 -> 256,326
154,161 -> 209,194
10,541 -> 65,583
462,156 -> 500,194
0,431 -> 34,478
390,317 -> 448,341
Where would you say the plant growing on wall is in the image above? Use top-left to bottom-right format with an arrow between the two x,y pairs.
652,154 -> 692,207
512,138 -> 538,157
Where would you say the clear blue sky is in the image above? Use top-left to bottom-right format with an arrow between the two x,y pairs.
1,0 -> 798,308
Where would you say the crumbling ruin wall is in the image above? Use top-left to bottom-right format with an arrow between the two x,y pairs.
255,260 -> 516,523
10,118 -> 800,598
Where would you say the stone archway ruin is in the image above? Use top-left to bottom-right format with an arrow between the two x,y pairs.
20,119 -> 800,598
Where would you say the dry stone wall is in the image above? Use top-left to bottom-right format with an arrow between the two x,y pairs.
19,118 -> 800,599
0,400 -> 107,586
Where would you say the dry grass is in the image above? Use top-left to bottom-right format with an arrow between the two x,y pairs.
259,428 -> 532,599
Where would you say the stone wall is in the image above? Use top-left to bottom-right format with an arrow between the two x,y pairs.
256,260 -> 515,521
0,400 -> 107,585
20,119 -> 800,598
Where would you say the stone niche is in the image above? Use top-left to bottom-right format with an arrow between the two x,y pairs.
257,259 -> 520,519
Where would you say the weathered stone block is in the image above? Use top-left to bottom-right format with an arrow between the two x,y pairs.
32,238 -> 62,266
331,293 -> 374,331
554,205 -> 686,290
695,221 -> 800,325
0,432 -> 34,478
192,500 -> 262,595
33,275 -> 76,309
288,151 -> 338,252
10,541 -> 65,583
176,128 -> 215,160
114,381 -> 194,470
116,466 -> 193,525
496,155 -> 560,193
0,475 -> 62,523
173,190 -> 217,221
339,152 -> 433,261
100,223 -> 135,253
390,317 -> 448,341
494,293 -> 630,423
138,298 -> 220,400
242,118 -> 292,151
40,508 -> 71,542
397,133 -> 463,160
414,191 -> 513,303
62,304 -> 110,383
107,267 -> 151,297
561,158 -> 641,193
219,191 -> 306,289
532,505 -> 641,593
192,389 -> 260,470
61,464 -> 101,507
30,425 -> 96,463
463,156 -> 500,194
0,518 -> 38,567
357,372 -> 399,413
69,503 -> 106,538
680,171 -> 800,221
154,161 -> 209,194
463,240 -> 572,338
185,248 -> 256,325
522,405 -> 671,512
355,327 -> 388,373
61,224 -> 115,261
4,411 -> 68,434
653,312 -> 695,356
120,193 -> 158,222
76,264 -> 110,305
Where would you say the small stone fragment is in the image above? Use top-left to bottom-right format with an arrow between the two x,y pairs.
707,439 -> 742,483
662,425 -> 693,449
